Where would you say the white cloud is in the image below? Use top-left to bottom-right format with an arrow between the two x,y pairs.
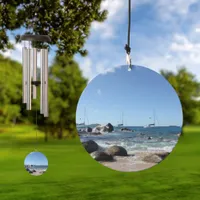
165,54 -> 173,60
100,0 -> 124,18
170,42 -> 194,52
91,0 -> 125,39
96,63 -> 106,74
79,57 -> 94,80
88,0 -> 200,81
91,0 -> 199,40
0,40 -> 22,63
0,41 -> 55,67
195,27 -> 200,33
134,0 -> 198,21
169,33 -> 200,68
133,33 -> 200,81
92,22 -> 115,39
135,55 -> 177,75
96,62 -> 124,76
1,50 -> 11,58
3,0 -> 199,84
96,62 -> 117,74
84,31 -> 200,82
169,34 -> 200,53
156,0 -> 198,20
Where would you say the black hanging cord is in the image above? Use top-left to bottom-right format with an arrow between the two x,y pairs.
125,0 -> 131,55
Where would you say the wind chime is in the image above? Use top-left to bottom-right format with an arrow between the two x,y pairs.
21,34 -> 51,176
21,34 -> 51,117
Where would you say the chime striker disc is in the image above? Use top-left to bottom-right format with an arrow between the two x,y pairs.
20,34 -> 51,42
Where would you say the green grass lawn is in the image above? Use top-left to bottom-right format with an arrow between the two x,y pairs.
0,125 -> 200,200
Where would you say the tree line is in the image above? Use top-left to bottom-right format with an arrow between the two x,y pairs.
0,0 -> 107,139
161,68 -> 200,126
0,54 -> 87,139
0,0 -> 200,140
1,53 -> 200,139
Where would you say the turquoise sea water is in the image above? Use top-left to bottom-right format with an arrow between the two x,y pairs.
77,126 -> 182,152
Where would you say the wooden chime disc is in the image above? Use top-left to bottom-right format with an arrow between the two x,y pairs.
20,34 -> 51,42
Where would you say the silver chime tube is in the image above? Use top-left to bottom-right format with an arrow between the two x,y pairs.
32,48 -> 37,99
26,48 -> 32,110
22,47 -> 27,103
40,48 -> 48,117
40,49 -> 44,114
43,48 -> 48,117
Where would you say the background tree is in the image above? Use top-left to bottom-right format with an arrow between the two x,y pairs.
161,67 -> 200,128
41,55 -> 87,140
0,54 -> 22,124
0,0 -> 107,56
0,53 -> 87,138
0,0 -> 108,139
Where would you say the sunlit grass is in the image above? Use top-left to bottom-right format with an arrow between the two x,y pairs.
183,125 -> 200,133
0,125 -> 200,200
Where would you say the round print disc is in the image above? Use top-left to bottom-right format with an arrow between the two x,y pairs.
24,151 -> 48,176
76,65 -> 183,172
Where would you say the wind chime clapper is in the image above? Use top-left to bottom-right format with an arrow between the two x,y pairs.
21,34 -> 51,117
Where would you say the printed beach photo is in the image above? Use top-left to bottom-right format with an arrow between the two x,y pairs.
24,151 -> 48,176
76,65 -> 183,172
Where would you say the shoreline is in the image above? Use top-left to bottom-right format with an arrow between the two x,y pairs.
82,138 -> 172,172
31,170 -> 46,176
99,155 -> 157,172
26,168 -> 47,176
80,127 -> 177,172
92,150 -> 170,172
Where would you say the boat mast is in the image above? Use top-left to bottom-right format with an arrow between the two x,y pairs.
84,107 -> 86,125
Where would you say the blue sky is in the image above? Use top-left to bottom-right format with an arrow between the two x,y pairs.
74,0 -> 200,82
2,0 -> 200,84
1,0 -> 200,106
76,65 -> 183,127
24,152 -> 48,166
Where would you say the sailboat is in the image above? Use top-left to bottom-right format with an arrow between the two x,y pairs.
77,122 -> 85,126
77,107 -> 86,126
117,112 -> 124,127
144,110 -> 156,128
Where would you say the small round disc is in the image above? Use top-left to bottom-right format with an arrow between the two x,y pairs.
24,151 -> 48,176
76,65 -> 183,172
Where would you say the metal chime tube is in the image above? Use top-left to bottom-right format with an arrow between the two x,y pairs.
40,49 -> 48,117
32,48 -> 37,99
40,49 -> 44,114
26,47 -> 32,110
22,47 -> 28,103
43,48 -> 48,117
21,34 -> 50,117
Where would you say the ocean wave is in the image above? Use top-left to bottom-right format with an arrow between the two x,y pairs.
80,130 -> 178,153
83,137 -> 176,153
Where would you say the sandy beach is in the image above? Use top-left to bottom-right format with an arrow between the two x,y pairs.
80,124 -> 177,172
27,169 -> 46,176
32,170 -> 45,176
98,151 -> 168,172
